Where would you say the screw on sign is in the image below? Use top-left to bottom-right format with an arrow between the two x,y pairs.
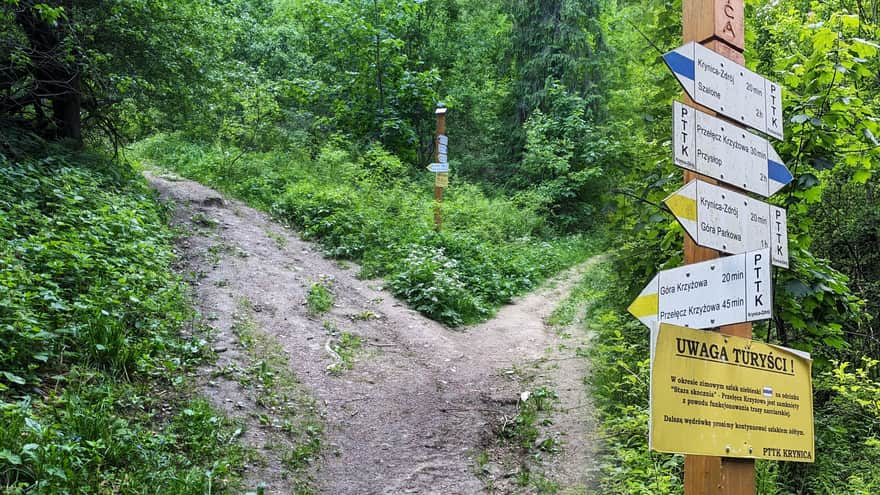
673,101 -> 792,197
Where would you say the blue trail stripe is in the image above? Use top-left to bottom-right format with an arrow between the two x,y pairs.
663,51 -> 695,80
768,160 -> 793,185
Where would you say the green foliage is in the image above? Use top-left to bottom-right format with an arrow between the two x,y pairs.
271,0 -> 441,161
498,387 -> 559,452
515,87 -> 609,229
389,244 -> 488,325
1,0 -> 233,143
4,0 -> 873,490
745,7 -> 878,367
561,258 -> 681,494
0,144 -> 248,492
0,386 -> 247,494
771,246 -> 863,367
811,175 -> 880,357
327,333 -> 363,374
774,359 -> 880,494
0,151 -> 189,387
306,283 -> 334,315
228,299 -> 322,491
134,134 -> 597,326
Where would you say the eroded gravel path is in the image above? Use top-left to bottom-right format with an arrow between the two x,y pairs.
147,170 -> 599,494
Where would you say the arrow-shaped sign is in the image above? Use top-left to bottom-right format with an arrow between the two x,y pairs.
666,179 -> 789,268
663,42 -> 783,140
427,162 -> 449,173
628,248 -> 772,330
673,101 -> 792,197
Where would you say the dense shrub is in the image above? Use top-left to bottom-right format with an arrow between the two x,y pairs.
772,359 -> 880,494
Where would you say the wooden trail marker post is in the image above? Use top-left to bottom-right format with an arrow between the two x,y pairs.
433,104 -> 448,232
631,1 -> 814,488
683,0 -> 753,492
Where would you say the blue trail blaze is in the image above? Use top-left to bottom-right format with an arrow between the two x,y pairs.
663,51 -> 695,80
768,160 -> 793,185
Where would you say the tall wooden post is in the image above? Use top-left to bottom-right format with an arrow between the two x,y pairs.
433,105 -> 447,232
681,0 -> 755,493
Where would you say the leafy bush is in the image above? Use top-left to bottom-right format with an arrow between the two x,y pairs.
0,154 -> 191,387
389,244 -> 488,325
571,259 -> 683,494
773,359 -> 880,494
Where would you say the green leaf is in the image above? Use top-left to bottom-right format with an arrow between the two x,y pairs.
853,169 -> 872,184
798,173 -> 820,189
0,450 -> 21,466
784,279 -> 812,297
1,371 -> 26,385
823,336 -> 847,349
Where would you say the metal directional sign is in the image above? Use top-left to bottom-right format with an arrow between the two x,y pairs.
437,134 -> 449,163
673,102 -> 792,197
666,180 -> 789,268
663,42 -> 783,140
427,162 -> 449,173
628,248 -> 772,330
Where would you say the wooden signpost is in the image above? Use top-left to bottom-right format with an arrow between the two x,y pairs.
683,2 -> 757,492
627,0 -> 814,493
433,104 -> 448,232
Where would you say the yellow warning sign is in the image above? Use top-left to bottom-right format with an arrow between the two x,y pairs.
435,172 -> 449,188
651,323 -> 814,462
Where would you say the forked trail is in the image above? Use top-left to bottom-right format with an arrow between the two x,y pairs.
147,169 -> 600,494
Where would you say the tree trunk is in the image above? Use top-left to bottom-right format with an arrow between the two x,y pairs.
53,73 -> 82,145
14,1 -> 83,146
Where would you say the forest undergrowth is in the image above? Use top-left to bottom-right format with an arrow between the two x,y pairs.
0,137 -> 251,493
2,0 -> 880,492
132,133 -> 604,326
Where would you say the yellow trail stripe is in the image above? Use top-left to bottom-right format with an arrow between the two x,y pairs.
665,194 -> 697,222
628,293 -> 659,318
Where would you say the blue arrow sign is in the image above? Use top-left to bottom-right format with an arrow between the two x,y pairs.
427,162 -> 449,173
673,102 -> 792,197
663,42 -> 784,141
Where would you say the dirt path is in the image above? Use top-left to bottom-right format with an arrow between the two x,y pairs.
146,170 -> 600,494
